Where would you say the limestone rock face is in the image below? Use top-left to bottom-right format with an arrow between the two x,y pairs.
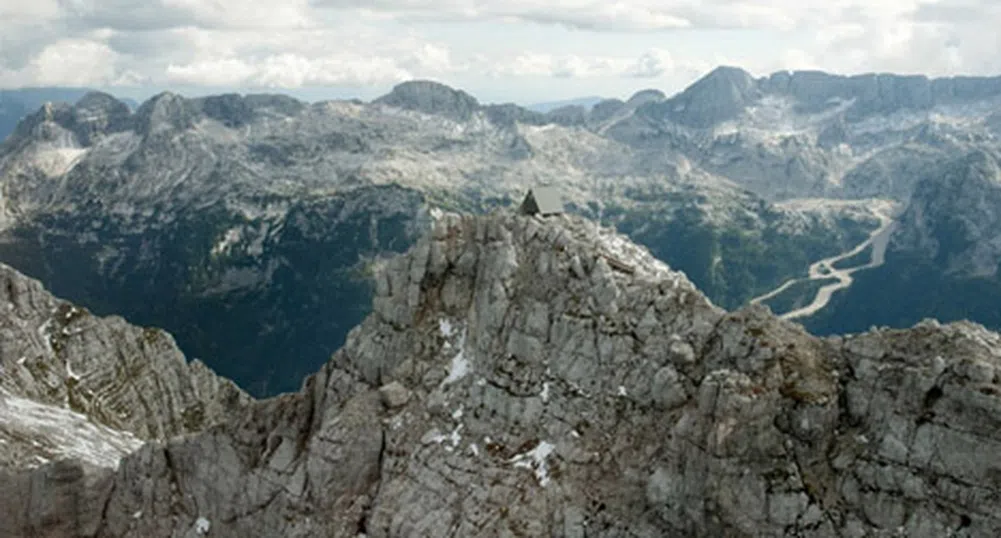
3,213 -> 1001,537
0,262 -> 250,472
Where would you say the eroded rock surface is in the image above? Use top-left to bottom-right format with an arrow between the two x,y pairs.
2,213 -> 1001,537
0,262 -> 249,473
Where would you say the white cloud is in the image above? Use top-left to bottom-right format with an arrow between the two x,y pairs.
626,49 -> 674,78
0,0 -> 1000,100
485,49 -> 686,80
0,39 -> 123,87
166,53 -> 414,87
488,53 -> 625,78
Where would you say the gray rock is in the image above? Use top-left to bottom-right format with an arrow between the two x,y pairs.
0,263 -> 250,472
379,382 -> 411,409
3,212 -> 1001,537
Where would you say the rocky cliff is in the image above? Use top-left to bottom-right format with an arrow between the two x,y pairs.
0,262 -> 250,473
3,211 -> 1000,537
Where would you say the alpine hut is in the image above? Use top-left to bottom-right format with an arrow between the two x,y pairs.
518,187 -> 564,217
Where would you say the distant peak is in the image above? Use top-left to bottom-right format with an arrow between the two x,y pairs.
658,65 -> 759,128
133,92 -> 197,136
374,79 -> 480,121
388,79 -> 466,94
74,91 -> 124,109
68,91 -> 132,143
626,89 -> 666,106
694,66 -> 755,89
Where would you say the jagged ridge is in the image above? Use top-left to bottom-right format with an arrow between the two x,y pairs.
2,212 -> 1000,537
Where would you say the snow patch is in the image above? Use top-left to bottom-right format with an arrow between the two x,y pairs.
438,318 -> 453,337
510,441 -> 557,487
442,327 -> 471,386
66,360 -> 80,381
195,517 -> 211,534
540,382 -> 550,403
211,228 -> 243,256
427,424 -> 463,452
0,390 -> 143,469
617,385 -> 627,397
33,148 -> 89,177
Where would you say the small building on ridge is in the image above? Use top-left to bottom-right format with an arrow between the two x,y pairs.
519,187 -> 564,217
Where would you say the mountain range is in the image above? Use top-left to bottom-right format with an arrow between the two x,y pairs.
2,67 -> 1001,396
2,211 -> 1000,536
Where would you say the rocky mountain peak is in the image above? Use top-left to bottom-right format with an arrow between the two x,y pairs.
2,100 -> 75,145
374,79 -> 481,122
660,65 -> 760,127
4,210 -> 1001,536
74,91 -> 129,117
133,91 -> 198,136
193,93 -> 306,129
69,91 -> 132,144
626,88 -> 666,106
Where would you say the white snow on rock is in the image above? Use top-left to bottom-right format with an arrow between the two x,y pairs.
0,389 -> 143,469
195,516 -> 211,534
510,441 -> 557,487
438,318 -> 453,337
442,328 -> 471,385
425,425 -> 463,452
211,228 -> 243,256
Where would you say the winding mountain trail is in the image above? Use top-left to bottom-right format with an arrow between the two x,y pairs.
750,204 -> 899,320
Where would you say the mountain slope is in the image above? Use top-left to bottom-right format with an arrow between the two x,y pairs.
4,67 -> 1001,396
804,150 -> 1001,334
0,262 -> 249,471
0,86 -> 885,395
3,212 -> 1001,537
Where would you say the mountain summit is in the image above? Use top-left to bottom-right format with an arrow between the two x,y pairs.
374,80 -> 482,122
3,211 -> 1000,536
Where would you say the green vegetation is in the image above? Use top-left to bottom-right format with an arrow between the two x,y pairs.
803,253 -> 1001,335
0,184 -> 425,397
605,198 -> 874,310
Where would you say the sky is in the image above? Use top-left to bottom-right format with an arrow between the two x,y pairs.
2,0 -> 1000,105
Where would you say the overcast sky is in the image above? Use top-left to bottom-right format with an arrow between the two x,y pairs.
2,0 -> 1000,104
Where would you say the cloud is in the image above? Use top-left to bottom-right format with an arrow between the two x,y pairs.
57,0 -> 315,31
165,53 -> 415,87
0,38 -> 126,87
1,0 -> 1000,98
626,49 -> 674,78
309,0 -> 925,33
487,52 -> 633,79
797,1 -> 1001,76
